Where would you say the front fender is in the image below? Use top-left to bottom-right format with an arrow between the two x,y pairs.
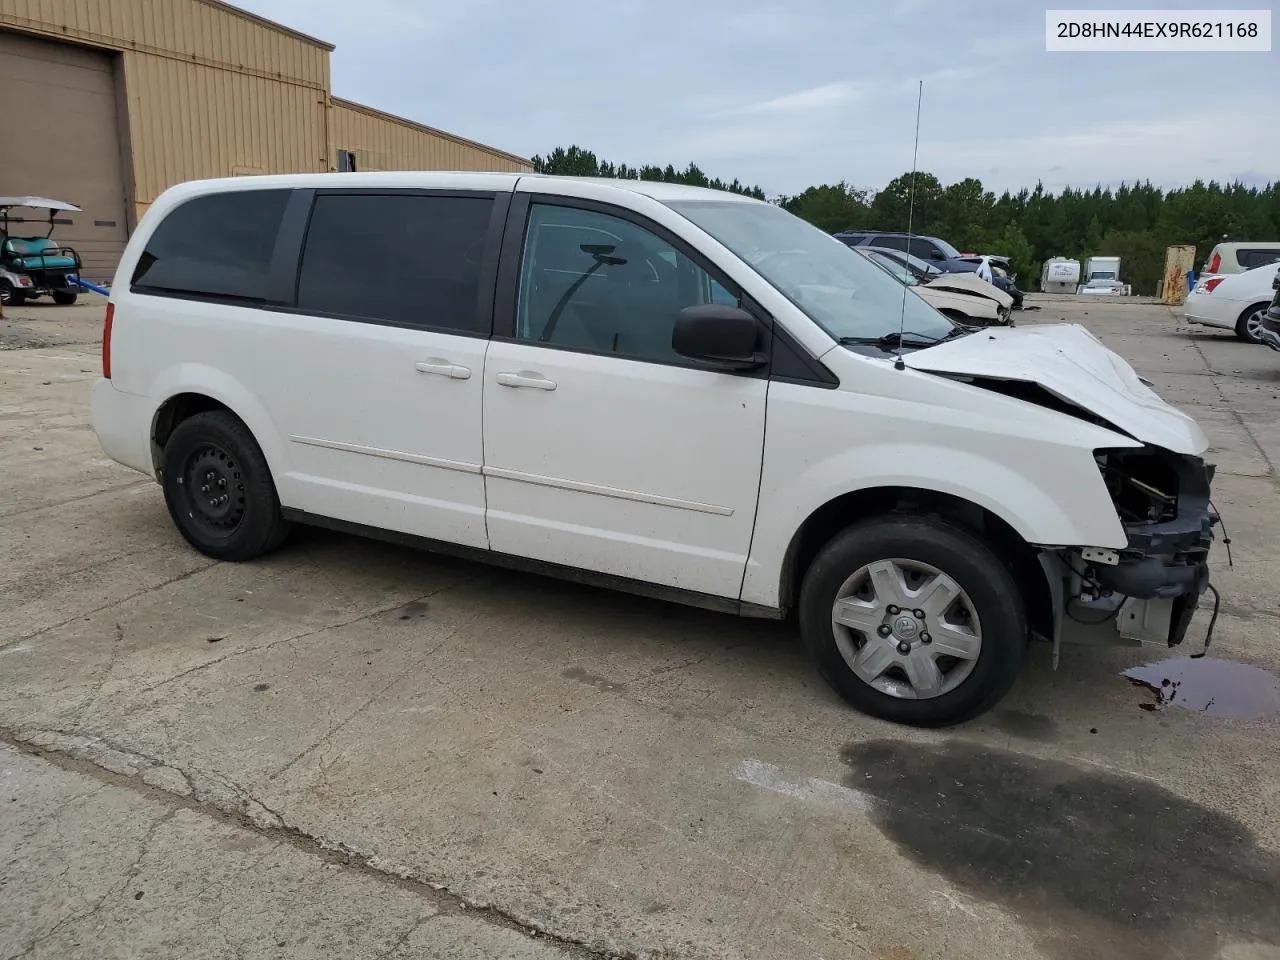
740,441 -> 1127,609
147,363 -> 294,501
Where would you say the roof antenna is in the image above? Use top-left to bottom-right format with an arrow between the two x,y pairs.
894,79 -> 924,371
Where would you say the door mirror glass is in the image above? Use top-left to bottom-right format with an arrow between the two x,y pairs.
672,304 -> 765,370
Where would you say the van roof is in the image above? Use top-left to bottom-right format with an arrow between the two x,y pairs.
155,172 -> 763,205
1209,241 -> 1280,249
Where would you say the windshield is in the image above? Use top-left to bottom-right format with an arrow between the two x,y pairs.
869,247 -> 940,278
665,199 -> 952,343
862,249 -> 921,285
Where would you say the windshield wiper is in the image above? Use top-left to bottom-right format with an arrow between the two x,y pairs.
838,326 -> 976,350
839,331 -> 940,348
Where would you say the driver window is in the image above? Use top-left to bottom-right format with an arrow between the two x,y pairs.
516,203 -> 737,364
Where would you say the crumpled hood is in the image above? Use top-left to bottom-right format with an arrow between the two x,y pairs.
924,272 -> 1014,309
903,323 -> 1209,455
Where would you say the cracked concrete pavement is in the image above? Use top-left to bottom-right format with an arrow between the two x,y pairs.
2,295 -> 1280,959
1,743 -> 578,959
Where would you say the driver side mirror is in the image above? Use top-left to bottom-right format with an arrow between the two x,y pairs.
672,304 -> 766,371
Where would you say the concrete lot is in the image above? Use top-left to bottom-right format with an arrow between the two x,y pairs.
2,295 -> 1279,960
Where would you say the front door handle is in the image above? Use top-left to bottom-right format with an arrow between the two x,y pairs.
496,371 -> 557,391
415,359 -> 471,380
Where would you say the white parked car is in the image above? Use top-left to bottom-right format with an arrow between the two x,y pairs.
856,248 -> 1012,325
92,172 -> 1219,727
1184,261 -> 1279,343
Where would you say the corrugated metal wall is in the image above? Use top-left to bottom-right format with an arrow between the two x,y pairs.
332,99 -> 531,174
125,54 -> 328,214
0,0 -> 332,225
0,0 -> 529,234
0,0 -> 330,87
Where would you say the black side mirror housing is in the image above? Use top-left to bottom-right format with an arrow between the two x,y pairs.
672,303 -> 766,371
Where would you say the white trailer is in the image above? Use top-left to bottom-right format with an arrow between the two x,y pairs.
1040,257 -> 1081,293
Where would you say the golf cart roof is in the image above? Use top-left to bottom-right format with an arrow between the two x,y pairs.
0,197 -> 82,212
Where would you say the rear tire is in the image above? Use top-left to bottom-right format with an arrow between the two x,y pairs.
798,515 -> 1027,727
161,410 -> 291,561
1235,303 -> 1268,344
52,290 -> 78,305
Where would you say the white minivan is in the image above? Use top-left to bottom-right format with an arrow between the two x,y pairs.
92,172 -> 1219,726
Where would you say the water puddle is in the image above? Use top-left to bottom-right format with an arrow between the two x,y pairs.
1123,656 -> 1280,718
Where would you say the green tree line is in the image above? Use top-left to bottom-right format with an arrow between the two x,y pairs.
531,145 -> 767,200
532,145 -> 1280,295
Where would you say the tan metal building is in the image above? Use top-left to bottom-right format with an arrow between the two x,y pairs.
0,0 -> 530,280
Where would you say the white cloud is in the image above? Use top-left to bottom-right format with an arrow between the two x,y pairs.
712,81 -> 866,117
234,0 -> 1280,196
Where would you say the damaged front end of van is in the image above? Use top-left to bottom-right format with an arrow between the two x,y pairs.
1038,446 -> 1219,665
901,323 -> 1222,663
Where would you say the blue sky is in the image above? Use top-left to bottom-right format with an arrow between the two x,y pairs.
238,0 -> 1278,197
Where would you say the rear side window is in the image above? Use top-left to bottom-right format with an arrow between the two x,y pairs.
297,193 -> 494,333
869,235 -> 909,253
1237,248 -> 1280,271
131,190 -> 290,301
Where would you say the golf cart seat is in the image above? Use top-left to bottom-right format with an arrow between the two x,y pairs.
2,237 -> 78,270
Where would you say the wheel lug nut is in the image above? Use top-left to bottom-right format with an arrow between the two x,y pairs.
877,625 -> 892,637
897,641 -> 911,655
887,605 -> 900,616
201,485 -> 209,494
921,633 -> 932,645
913,609 -> 926,619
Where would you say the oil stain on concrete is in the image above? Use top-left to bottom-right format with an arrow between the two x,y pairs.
989,709 -> 1058,742
392,600 -> 431,622
842,739 -> 1280,960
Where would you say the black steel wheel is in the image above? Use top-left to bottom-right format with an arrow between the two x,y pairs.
162,410 -> 290,561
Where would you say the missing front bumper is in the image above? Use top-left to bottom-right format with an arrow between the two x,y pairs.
1036,550 -> 1211,668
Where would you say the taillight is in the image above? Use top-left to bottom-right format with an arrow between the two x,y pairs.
1208,253 -> 1221,273
102,302 -> 114,379
1204,278 -> 1225,293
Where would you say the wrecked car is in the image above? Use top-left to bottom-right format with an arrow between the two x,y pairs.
91,173 -> 1217,728
858,246 -> 1013,325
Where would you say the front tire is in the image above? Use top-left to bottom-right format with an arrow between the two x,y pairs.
1235,303 -> 1268,344
0,279 -> 24,306
798,516 -> 1027,727
161,410 -> 290,561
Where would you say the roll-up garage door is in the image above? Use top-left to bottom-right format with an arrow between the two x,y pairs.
0,30 -> 130,282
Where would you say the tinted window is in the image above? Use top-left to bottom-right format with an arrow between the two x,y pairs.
131,190 -> 289,300
906,238 -> 945,260
516,204 -> 739,364
870,235 -> 910,253
297,193 -> 494,333
1237,248 -> 1280,271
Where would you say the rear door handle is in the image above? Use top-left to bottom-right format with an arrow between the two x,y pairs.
496,371 -> 557,391
415,359 -> 471,380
